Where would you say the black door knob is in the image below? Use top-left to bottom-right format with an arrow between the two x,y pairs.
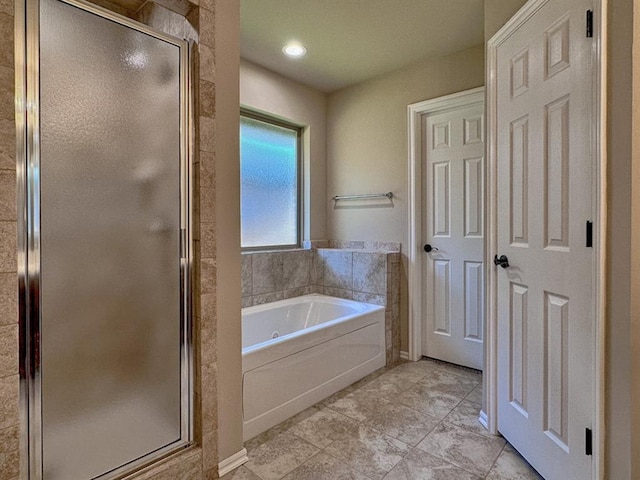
423,244 -> 439,253
494,254 -> 510,268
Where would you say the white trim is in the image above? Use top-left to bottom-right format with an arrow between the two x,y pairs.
400,350 -> 409,361
593,2 -> 607,479
478,410 -> 489,430
218,448 -> 248,477
407,86 -> 485,363
485,1 -> 605,478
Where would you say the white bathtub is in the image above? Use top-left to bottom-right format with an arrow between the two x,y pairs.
242,294 -> 385,440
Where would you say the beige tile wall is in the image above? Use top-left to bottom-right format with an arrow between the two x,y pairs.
241,249 -> 315,307
0,1 -> 222,479
193,2 -> 219,478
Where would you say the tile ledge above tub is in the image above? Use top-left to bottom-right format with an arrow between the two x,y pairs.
315,248 -> 398,254
306,240 -> 401,253
241,247 -> 311,255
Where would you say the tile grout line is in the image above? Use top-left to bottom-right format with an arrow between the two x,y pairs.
246,429 -> 322,480
483,442 -> 509,479
319,448 -> 378,480
278,449 -> 324,480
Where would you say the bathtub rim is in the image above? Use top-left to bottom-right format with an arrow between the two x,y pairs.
241,294 -> 385,356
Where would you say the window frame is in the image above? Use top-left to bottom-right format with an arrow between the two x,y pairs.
239,108 -> 303,251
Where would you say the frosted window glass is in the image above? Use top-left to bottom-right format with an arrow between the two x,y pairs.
240,116 -> 299,248
38,0 -> 183,478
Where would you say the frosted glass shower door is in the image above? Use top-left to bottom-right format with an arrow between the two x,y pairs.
33,0 -> 190,478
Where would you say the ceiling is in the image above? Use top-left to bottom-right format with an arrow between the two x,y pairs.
240,0 -> 485,93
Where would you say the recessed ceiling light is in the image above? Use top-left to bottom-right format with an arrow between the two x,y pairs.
282,42 -> 307,58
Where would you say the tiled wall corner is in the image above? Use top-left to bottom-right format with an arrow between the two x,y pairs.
353,252 -> 386,301
387,252 -> 401,364
196,1 -> 218,478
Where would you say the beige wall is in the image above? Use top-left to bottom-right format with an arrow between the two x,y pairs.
240,59 -> 328,241
484,0 -> 527,42
608,0 -> 634,478
214,0 -> 244,465
633,2 -> 640,477
326,44 -> 485,351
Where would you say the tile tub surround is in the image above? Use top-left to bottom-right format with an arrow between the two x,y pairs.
241,243 -> 401,364
222,359 -> 542,480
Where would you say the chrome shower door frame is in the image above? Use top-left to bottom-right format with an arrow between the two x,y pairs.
16,0 -> 194,478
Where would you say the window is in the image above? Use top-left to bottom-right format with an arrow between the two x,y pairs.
240,111 -> 302,249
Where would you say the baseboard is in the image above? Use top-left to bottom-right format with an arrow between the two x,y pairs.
400,350 -> 409,361
218,448 -> 248,477
478,410 -> 489,430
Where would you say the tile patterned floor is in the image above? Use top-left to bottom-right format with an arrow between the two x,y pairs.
222,359 -> 543,480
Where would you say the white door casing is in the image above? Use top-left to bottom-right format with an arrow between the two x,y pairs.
422,99 -> 485,370
488,0 -> 601,478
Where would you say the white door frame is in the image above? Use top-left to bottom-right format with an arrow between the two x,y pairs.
407,2 -> 606,477
407,85 -> 485,364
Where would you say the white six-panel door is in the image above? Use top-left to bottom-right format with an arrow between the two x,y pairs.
422,97 -> 485,370
493,0 -> 594,478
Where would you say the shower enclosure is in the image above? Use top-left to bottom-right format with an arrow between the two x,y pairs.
17,0 -> 192,478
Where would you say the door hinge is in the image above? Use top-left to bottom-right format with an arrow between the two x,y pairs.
586,10 -> 593,37
586,428 -> 593,456
586,221 -> 593,248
